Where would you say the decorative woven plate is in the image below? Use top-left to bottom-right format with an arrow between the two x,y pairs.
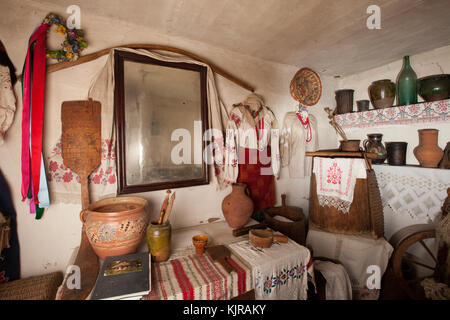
290,68 -> 322,106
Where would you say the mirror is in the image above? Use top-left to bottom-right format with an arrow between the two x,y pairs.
114,51 -> 209,194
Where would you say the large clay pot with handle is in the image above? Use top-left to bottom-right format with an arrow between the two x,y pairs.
413,129 -> 444,168
80,197 -> 150,259
222,183 -> 254,229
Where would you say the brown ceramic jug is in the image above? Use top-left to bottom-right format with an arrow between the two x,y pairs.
413,129 -> 444,168
222,183 -> 254,229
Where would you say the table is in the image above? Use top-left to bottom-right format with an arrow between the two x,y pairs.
143,220 -> 313,300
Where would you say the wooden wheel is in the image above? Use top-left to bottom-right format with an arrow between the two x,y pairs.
389,224 -> 438,299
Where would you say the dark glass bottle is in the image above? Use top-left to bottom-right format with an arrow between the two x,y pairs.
397,56 -> 418,106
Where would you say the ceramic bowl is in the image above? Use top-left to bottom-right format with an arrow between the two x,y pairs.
418,74 -> 450,102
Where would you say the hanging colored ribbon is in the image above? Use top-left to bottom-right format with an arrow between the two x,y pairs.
21,23 -> 50,219
296,103 -> 312,142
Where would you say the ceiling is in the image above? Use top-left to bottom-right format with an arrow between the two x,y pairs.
39,0 -> 450,76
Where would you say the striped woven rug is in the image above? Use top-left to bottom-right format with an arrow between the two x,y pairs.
144,253 -> 252,300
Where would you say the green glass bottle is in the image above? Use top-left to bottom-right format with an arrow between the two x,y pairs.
397,56 -> 418,106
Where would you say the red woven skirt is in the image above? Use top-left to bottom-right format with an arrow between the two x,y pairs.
237,146 -> 275,213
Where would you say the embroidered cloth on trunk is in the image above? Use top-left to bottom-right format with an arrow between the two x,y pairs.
373,164 -> 450,221
228,238 -> 313,300
313,157 -> 367,214
143,252 -> 251,300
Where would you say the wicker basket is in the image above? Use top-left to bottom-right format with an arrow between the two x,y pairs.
0,272 -> 63,300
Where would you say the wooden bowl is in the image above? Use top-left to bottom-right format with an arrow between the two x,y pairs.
249,229 -> 273,248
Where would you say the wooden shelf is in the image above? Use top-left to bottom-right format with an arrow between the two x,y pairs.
335,99 -> 450,129
306,149 -> 378,159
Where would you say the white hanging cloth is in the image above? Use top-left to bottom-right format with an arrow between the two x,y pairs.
280,111 -> 318,178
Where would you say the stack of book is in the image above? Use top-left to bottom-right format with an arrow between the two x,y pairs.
90,252 -> 151,300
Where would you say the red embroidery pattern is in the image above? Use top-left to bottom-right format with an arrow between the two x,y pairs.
327,162 -> 342,185
318,158 -> 355,196
47,139 -> 116,185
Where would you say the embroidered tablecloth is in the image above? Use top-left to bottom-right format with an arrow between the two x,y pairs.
313,157 -> 367,213
228,238 -> 313,300
144,252 -> 252,300
373,165 -> 450,221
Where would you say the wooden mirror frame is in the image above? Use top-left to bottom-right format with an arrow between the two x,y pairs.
114,50 -> 209,194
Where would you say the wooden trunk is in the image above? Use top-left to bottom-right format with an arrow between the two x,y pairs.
309,173 -> 371,235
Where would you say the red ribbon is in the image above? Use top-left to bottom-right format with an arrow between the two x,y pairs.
21,24 -> 49,204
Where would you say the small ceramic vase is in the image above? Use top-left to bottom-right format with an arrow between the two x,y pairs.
363,133 -> 387,164
147,222 -> 171,262
192,235 -> 208,255
413,129 -> 444,168
356,100 -> 370,112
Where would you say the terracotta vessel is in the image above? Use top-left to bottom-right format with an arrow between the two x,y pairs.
369,79 -> 396,109
413,129 -> 444,168
192,234 -> 208,255
363,133 -> 387,164
222,183 -> 254,229
81,197 -> 150,259
386,142 -> 408,166
147,222 -> 171,262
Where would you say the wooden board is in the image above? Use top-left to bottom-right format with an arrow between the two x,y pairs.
61,99 -> 101,209
59,99 -> 101,300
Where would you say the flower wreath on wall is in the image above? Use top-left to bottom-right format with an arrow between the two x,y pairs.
43,13 -> 88,62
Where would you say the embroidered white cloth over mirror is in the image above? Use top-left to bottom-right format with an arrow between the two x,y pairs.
313,157 -> 367,213
373,165 -> 450,221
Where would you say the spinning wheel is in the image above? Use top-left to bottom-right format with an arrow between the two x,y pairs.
389,224 -> 438,299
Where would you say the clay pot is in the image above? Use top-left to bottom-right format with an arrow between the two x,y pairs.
386,142 -> 408,166
356,100 -> 370,112
147,222 -> 171,262
413,129 -> 444,168
81,197 -> 150,259
369,79 -> 396,109
222,183 -> 254,229
363,133 -> 387,164
335,89 -> 354,114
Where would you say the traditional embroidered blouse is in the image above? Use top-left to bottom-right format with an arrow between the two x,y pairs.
0,65 -> 16,145
280,112 -> 318,178
224,103 -> 280,184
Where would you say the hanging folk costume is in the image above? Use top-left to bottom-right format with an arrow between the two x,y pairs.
20,22 -> 51,219
224,94 -> 280,216
280,105 -> 318,178
0,41 -> 17,146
